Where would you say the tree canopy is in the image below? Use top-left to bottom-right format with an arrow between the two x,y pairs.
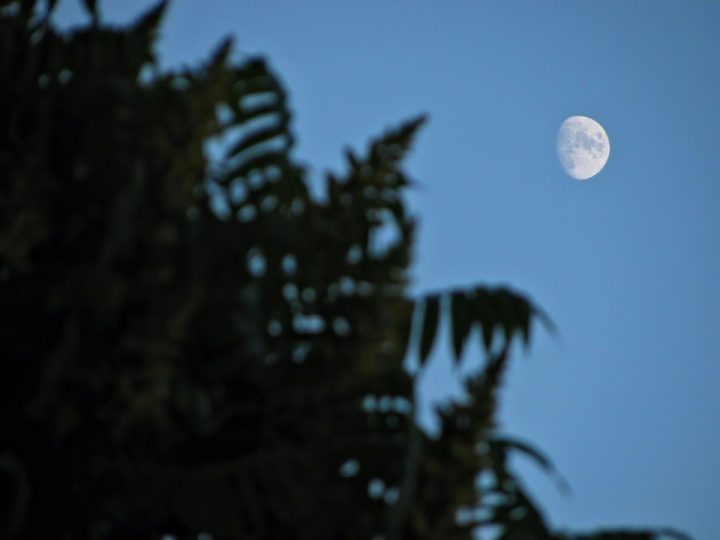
0,1 -> 689,539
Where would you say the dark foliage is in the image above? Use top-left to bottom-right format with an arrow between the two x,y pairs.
0,1 -> 689,539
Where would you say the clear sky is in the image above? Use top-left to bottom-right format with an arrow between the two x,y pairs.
55,1 -> 720,538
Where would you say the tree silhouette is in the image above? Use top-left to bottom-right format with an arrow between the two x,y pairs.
0,2 -> 689,539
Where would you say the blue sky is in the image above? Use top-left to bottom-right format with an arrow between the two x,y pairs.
56,1 -> 720,538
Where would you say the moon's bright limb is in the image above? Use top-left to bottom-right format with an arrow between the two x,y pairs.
557,116 -> 610,180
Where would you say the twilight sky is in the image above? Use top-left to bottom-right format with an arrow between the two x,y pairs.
55,2 -> 720,538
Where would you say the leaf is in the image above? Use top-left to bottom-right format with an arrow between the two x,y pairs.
206,36 -> 233,69
490,435 -> 571,495
473,288 -> 496,352
44,0 -> 59,18
366,115 -> 427,175
450,290 -> 472,364
418,295 -> 440,365
345,148 -> 361,170
131,0 -> 168,38
470,286 -> 543,353
511,291 -> 533,347
395,299 -> 414,362
479,460 -> 553,540
495,288 -> 518,343
222,151 -> 289,184
535,303 -> 557,335
225,126 -> 290,161
81,0 -> 97,20
231,103 -> 285,125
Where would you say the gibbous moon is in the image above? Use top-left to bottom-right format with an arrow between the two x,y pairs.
557,116 -> 610,180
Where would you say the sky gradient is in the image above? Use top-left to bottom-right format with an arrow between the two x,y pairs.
55,2 -> 720,538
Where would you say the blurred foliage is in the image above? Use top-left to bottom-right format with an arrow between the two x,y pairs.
0,1 -> 689,539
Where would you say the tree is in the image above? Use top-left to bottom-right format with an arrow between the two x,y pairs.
0,1 -> 688,539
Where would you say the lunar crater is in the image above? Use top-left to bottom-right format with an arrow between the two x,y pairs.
557,116 -> 610,180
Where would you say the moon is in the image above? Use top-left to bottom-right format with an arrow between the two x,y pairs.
557,116 -> 610,180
